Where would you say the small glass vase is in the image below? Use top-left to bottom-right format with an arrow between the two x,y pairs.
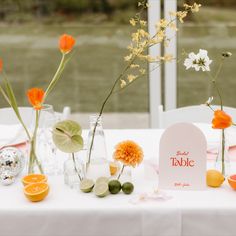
86,115 -> 110,181
27,104 -> 60,175
36,104 -> 61,175
117,165 -> 132,184
215,129 -> 230,176
64,153 -> 85,189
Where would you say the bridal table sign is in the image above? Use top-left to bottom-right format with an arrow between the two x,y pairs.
159,123 -> 207,190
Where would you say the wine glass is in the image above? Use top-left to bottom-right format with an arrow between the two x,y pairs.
34,104 -> 62,175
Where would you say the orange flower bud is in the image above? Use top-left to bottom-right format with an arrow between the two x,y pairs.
59,34 -> 75,54
0,58 -> 3,72
212,110 -> 232,129
27,88 -> 45,110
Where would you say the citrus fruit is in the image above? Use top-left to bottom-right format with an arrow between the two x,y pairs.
109,162 -> 119,176
22,174 -> 47,186
206,169 -> 224,187
228,174 -> 236,190
24,182 -> 49,202
108,180 -> 121,194
96,177 -> 109,185
94,182 -> 109,197
122,182 -> 134,194
80,179 -> 94,193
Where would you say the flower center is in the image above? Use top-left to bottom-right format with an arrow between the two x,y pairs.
197,58 -> 205,66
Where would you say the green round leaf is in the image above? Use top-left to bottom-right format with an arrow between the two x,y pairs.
52,120 -> 84,153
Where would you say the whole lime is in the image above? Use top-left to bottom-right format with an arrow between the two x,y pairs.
108,180 -> 121,194
122,182 -> 134,194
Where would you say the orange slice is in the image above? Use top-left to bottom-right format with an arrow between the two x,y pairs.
109,161 -> 120,176
228,174 -> 236,190
22,174 -> 47,186
24,182 -> 49,202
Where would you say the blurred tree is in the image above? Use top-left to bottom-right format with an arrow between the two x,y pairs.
0,0 -> 235,23
54,0 -> 90,13
34,0 -> 53,17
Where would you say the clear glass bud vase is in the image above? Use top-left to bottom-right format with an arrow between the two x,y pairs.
215,129 -> 230,176
86,115 -> 110,180
64,154 -> 85,189
27,104 -> 59,174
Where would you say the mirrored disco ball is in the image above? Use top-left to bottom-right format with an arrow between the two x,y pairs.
0,147 -> 25,176
0,170 -> 15,185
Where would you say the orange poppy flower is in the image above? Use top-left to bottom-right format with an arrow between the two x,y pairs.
59,34 -> 75,54
0,58 -> 3,72
212,110 -> 232,129
27,88 -> 45,110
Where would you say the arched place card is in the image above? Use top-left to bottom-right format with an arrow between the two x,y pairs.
159,123 -> 207,190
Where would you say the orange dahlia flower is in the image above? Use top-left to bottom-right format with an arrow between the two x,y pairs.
27,88 -> 45,110
113,140 -> 143,167
59,34 -> 75,54
212,110 -> 232,129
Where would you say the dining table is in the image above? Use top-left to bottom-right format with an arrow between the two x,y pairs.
1,125 -> 236,236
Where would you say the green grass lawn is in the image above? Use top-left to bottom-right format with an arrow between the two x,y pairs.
0,24 -> 149,113
0,6 -> 235,113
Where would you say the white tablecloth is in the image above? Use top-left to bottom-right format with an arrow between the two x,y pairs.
1,128 -> 236,236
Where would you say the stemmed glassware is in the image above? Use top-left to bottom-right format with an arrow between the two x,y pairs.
31,104 -> 62,175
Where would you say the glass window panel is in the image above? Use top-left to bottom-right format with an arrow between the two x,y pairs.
177,0 -> 236,108
0,1 -> 149,128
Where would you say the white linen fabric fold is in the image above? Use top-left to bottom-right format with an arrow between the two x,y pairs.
0,124 -> 27,148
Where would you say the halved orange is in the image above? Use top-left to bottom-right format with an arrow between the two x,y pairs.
22,174 -> 47,186
24,182 -> 49,202
109,161 -> 120,176
228,174 -> 236,190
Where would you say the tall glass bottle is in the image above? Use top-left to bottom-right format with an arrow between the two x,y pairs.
86,115 -> 110,180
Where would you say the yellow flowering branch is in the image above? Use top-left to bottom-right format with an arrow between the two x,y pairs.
87,1 -> 201,167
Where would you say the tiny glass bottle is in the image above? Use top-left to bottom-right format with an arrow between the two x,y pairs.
86,115 -> 110,180
64,153 -> 85,189
215,129 -> 230,176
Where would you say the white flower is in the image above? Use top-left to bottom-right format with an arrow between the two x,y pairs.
184,52 -> 198,70
184,49 -> 212,72
205,96 -> 214,106
195,49 -> 212,71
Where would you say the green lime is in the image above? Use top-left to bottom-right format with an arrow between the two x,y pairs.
96,177 -> 109,185
80,179 -> 94,193
108,180 -> 121,194
94,183 -> 109,197
122,182 -> 134,194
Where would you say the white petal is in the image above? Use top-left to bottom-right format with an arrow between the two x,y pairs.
195,65 -> 200,71
189,52 -> 197,60
184,59 -> 193,69
199,49 -> 208,57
